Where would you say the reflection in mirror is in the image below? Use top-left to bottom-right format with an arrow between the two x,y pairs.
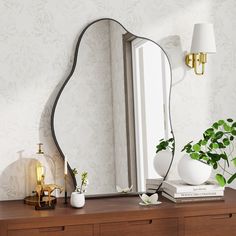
131,39 -> 172,192
52,19 -> 173,196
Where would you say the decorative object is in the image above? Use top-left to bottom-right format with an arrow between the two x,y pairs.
35,143 -> 46,185
70,169 -> 88,208
35,176 -> 63,209
51,18 -> 174,196
70,192 -> 85,208
178,154 -> 212,185
154,138 -> 174,177
162,191 -> 224,203
116,185 -> 133,193
146,178 -> 163,193
64,157 -> 68,204
162,180 -> 224,203
24,143 -> 59,209
185,23 -> 216,75
181,119 -> 236,186
154,150 -> 173,177
139,193 -> 161,206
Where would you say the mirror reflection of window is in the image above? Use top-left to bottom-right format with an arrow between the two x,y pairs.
132,39 -> 171,192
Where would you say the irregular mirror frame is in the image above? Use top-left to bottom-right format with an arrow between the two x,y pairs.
51,18 -> 174,196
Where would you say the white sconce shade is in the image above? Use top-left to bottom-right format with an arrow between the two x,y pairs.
190,23 -> 216,54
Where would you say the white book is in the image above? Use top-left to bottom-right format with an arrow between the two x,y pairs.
146,189 -> 157,194
163,188 -> 224,198
162,192 -> 224,203
146,184 -> 161,189
163,180 -> 224,193
146,178 -> 163,185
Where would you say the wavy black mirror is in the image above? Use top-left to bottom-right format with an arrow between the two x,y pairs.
51,18 -> 174,196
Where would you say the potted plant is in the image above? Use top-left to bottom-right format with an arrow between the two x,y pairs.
181,119 -> 236,186
154,137 -> 174,177
70,169 -> 88,208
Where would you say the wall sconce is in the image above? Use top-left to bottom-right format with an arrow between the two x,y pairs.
185,23 -> 216,75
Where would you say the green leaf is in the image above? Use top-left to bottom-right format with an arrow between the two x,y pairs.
223,138 -> 230,146
214,131 -> 224,140
156,138 -> 174,153
203,133 -> 210,141
221,153 -> 229,167
213,162 -> 218,169
212,122 -> 219,129
227,118 -> 233,122
220,153 -> 228,160
72,168 -> 78,176
218,120 -> 225,125
204,128 -> 214,136
227,173 -> 236,184
223,123 -> 231,132
232,130 -> 236,136
201,140 -> 207,145
193,144 -> 201,152
231,158 -> 236,167
232,122 -> 236,128
215,174 -> 226,187
198,139 -> 202,145
207,152 -> 221,161
168,138 -> 174,142
186,149 -> 192,154
218,142 -> 226,149
202,156 -> 209,162
190,153 -> 200,160
212,143 -> 219,149
230,136 -> 234,141
181,141 -> 193,152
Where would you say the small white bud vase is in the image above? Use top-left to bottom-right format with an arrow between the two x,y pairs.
178,154 -> 212,185
70,192 -> 85,208
153,150 -> 172,177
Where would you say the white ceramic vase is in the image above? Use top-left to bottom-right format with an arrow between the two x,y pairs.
178,154 -> 212,185
153,150 -> 173,177
70,192 -> 85,208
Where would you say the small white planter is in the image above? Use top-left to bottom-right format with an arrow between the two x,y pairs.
153,150 -> 173,177
70,192 -> 85,208
178,154 -> 212,185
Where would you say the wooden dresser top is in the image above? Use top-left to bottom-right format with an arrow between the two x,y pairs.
0,188 -> 236,225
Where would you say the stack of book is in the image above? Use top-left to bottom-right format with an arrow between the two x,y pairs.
146,178 -> 163,193
162,180 -> 225,203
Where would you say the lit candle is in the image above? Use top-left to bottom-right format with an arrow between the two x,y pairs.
64,157 -> 68,175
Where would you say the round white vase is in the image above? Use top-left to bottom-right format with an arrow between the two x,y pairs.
178,154 -> 212,185
153,150 -> 173,177
70,192 -> 85,208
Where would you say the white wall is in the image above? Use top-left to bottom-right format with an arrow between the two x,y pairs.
0,0 -> 236,200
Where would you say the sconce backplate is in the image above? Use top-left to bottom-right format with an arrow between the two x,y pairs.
185,53 -> 194,68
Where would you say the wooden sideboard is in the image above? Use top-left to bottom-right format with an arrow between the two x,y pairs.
1,188 -> 236,236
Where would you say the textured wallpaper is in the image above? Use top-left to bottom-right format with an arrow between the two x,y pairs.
0,0 -> 236,200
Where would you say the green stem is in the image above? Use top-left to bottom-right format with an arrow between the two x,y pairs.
218,163 -> 233,175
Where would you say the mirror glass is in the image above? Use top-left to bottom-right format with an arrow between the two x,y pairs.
53,19 -> 173,196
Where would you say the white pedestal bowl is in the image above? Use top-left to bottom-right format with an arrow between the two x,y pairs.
178,154 -> 212,185
153,150 -> 173,177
